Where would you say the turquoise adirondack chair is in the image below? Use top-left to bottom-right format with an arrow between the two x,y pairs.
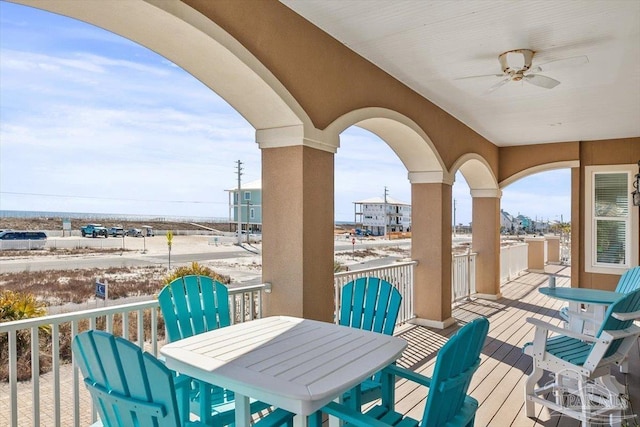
158,275 -> 231,342
524,288 -> 640,426
158,275 -> 269,425
559,266 -> 640,326
72,330 -> 294,427
338,277 -> 403,406
321,317 -> 490,427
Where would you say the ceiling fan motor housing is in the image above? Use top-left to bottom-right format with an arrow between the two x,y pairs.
499,49 -> 534,78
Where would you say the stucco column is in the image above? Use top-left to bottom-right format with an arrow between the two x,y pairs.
258,126 -> 336,322
410,179 -> 454,329
471,191 -> 502,300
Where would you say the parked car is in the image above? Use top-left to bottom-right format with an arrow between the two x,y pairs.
81,224 -> 108,238
0,230 -> 47,250
109,226 -> 125,237
126,228 -> 142,237
142,226 -> 154,237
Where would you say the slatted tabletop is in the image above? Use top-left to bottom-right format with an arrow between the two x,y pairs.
161,315 -> 407,426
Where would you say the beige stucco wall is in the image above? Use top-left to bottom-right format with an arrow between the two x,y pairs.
498,142 -> 579,185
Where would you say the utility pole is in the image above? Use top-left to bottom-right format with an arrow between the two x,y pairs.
383,186 -> 389,239
236,160 -> 243,245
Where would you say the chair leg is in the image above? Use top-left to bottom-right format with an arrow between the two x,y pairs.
525,364 -> 544,417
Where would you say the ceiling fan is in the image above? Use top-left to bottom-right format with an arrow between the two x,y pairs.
457,49 -> 589,94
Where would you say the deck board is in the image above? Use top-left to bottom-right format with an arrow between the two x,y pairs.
367,265 -> 639,427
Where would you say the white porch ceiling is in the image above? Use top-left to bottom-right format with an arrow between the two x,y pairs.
280,0 -> 640,147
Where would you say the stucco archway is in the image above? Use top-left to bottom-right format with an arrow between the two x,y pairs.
326,107 -> 447,183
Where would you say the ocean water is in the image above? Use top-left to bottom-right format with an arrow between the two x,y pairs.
0,209 -> 226,223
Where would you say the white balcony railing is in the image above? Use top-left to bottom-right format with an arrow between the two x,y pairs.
500,243 -> 529,283
452,250 -> 477,303
334,261 -> 417,326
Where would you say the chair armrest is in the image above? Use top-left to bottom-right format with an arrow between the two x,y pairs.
526,318 -> 599,342
600,325 -> 640,340
612,310 -> 640,322
322,401 -> 390,427
382,364 -> 432,388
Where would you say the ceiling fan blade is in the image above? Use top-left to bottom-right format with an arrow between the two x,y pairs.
484,76 -> 511,94
524,74 -> 561,89
454,73 -> 505,80
528,55 -> 589,74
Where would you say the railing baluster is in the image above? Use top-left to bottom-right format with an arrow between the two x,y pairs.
52,324 -> 60,427
137,309 -> 144,349
151,308 -> 158,357
122,311 -> 129,340
72,321 -> 80,427
9,330 -> 17,427
31,327 -> 40,426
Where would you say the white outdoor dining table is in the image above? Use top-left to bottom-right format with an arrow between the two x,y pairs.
160,315 -> 407,427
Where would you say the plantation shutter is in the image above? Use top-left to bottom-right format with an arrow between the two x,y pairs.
594,172 -> 629,265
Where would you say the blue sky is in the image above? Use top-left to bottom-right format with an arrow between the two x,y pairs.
0,2 -> 571,224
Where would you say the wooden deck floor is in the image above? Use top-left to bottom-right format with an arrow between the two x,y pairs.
386,265 -> 640,426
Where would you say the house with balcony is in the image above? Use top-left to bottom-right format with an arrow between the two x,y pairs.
2,1 -> 639,426
226,179 -> 262,233
354,196 -> 411,236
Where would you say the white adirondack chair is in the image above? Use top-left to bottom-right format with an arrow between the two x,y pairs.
523,288 -> 640,427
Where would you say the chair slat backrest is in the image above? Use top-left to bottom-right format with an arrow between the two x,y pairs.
158,275 -> 231,343
615,266 -> 640,294
422,317 -> 489,427
73,330 -> 183,427
339,277 -> 402,336
596,288 -> 640,357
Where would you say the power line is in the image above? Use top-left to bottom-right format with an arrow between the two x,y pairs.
0,191 -> 227,205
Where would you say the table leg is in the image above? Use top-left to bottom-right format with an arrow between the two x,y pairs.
567,302 -> 584,333
199,382 -> 212,425
235,393 -> 251,427
293,414 -> 309,427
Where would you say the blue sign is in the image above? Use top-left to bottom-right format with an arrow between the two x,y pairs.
95,281 -> 106,300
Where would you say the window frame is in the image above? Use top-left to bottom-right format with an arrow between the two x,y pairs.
585,164 -> 639,274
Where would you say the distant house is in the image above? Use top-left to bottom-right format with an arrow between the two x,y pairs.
226,179 -> 262,232
500,209 -> 517,234
516,214 -> 534,233
354,196 -> 411,236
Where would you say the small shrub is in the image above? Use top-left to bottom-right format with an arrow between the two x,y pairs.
162,261 -> 230,285
0,290 -> 47,322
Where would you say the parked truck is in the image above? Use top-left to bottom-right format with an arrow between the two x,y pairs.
81,224 -> 108,238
